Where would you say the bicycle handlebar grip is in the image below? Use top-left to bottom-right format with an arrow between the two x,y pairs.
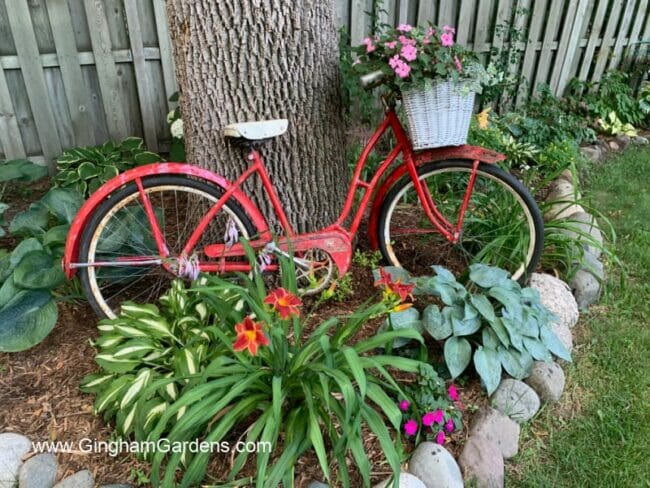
360,70 -> 386,89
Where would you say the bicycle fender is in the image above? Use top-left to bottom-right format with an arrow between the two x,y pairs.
63,163 -> 269,278
367,145 -> 505,250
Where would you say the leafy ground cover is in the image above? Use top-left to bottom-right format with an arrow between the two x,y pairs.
507,145 -> 650,487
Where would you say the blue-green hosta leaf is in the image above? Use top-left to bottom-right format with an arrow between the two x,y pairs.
41,188 -> 85,224
523,337 -> 553,362
470,293 -> 496,323
473,346 -> 502,395
490,317 -> 510,347
0,159 -> 48,182
469,264 -> 510,288
452,314 -> 481,336
422,304 -> 451,340
540,326 -> 572,362
0,276 -> 20,308
482,328 -> 500,349
42,225 -> 70,248
444,336 -> 472,379
13,251 -> 65,290
9,203 -> 49,235
501,316 -> 524,351
431,265 -> 457,283
381,307 -> 422,348
519,311 -> 540,338
498,346 -> 531,380
0,290 -> 57,352
488,287 -> 522,318
0,252 -> 12,282
10,239 -> 43,267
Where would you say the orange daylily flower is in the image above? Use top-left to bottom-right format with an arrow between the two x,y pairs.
264,287 -> 302,319
375,268 -> 414,302
233,317 -> 269,356
476,107 -> 491,129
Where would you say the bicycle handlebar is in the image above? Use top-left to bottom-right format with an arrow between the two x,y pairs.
360,70 -> 386,90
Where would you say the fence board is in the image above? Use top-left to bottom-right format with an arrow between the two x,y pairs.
6,0 -> 61,164
438,0 -> 454,26
622,0 -> 649,70
608,0 -> 637,70
397,0 -> 409,25
417,1 -> 436,24
578,0 -> 608,80
501,0 -> 530,110
153,0 -> 177,110
350,0 -> 369,45
124,0 -> 158,151
456,0 -> 476,45
474,0 -> 494,53
83,0 -> 128,142
591,0 -> 623,82
378,0 -> 396,27
46,0 -> 95,147
0,66 -> 26,159
638,4 -> 650,58
517,0 -> 548,103
532,0 -> 565,93
550,0 -> 587,93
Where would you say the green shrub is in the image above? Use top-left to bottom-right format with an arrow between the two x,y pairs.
373,264 -> 571,394
55,137 -> 162,198
82,251 -> 427,487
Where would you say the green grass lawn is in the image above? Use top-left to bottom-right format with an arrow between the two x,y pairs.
507,145 -> 650,487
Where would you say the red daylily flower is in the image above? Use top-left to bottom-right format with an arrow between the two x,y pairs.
233,317 -> 269,356
375,268 -> 414,302
264,288 -> 302,319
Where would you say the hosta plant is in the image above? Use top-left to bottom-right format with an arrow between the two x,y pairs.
82,253 -> 427,487
0,186 -> 84,352
54,137 -> 162,198
0,158 -> 49,237
374,264 -> 571,394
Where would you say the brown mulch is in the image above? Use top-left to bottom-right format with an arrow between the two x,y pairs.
0,260 -> 485,487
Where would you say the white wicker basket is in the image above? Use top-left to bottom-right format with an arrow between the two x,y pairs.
401,80 -> 475,150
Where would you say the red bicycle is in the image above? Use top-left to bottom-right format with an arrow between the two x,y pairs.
63,87 -> 543,318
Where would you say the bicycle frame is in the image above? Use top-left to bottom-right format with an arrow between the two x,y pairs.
63,107 -> 506,279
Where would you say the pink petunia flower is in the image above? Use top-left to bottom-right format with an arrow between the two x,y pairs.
362,37 -> 376,53
398,35 -> 417,46
422,412 -> 436,427
395,63 -> 411,78
389,55 -> 401,69
444,418 -> 455,433
401,44 -> 418,62
442,25 -> 456,34
385,41 -> 398,49
448,384 -> 459,401
435,431 -> 446,444
404,419 -> 418,436
441,32 -> 454,47
454,56 -> 463,72
431,409 -> 445,424
399,400 -> 410,412
397,24 -> 413,32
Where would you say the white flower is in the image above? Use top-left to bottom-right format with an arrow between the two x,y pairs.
170,119 -> 184,139
167,110 -> 175,124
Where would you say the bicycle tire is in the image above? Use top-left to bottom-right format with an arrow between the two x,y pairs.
377,160 -> 544,283
78,174 -> 256,318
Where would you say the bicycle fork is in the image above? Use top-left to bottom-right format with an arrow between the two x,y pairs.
407,157 -> 481,244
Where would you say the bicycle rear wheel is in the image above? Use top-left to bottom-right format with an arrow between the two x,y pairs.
78,175 -> 255,318
377,160 -> 543,282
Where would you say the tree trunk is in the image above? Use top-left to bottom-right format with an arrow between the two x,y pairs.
166,0 -> 347,233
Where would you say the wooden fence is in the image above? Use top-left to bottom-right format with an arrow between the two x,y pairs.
0,0 -> 649,165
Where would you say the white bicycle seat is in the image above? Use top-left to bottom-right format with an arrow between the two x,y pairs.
223,119 -> 289,141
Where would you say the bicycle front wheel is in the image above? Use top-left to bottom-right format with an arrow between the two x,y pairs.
78,175 -> 256,318
377,160 -> 543,282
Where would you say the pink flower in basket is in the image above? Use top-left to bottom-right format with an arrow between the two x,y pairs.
362,37 -> 376,53
454,55 -> 463,73
441,32 -> 454,47
397,24 -> 413,32
389,55 -> 411,78
401,44 -> 418,62
399,35 -> 416,46
385,40 -> 398,49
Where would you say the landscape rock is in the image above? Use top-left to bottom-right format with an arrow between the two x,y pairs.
579,145 -> 602,162
544,179 -> 583,220
525,361 -> 566,402
0,433 -> 32,488
560,211 -> 604,258
307,482 -> 329,488
18,453 -> 57,488
53,470 -> 94,488
614,134 -> 631,150
570,268 -> 602,309
459,436 -> 504,488
529,273 -> 579,329
490,379 -> 540,423
550,321 -> 574,354
374,472 -> 426,488
574,251 -> 605,280
469,407 -> 520,459
408,442 -> 463,488
608,140 -> 620,151
99,485 -> 132,488
632,135 -> 649,145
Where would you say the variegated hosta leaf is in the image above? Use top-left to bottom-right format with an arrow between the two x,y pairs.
120,302 -> 160,318
113,324 -> 149,338
79,373 -> 114,393
93,376 -> 133,413
93,334 -> 125,349
95,353 -> 140,373
112,339 -> 157,359
136,317 -> 176,340
120,368 -> 153,409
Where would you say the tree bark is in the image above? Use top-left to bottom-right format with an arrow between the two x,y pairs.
166,0 -> 347,233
